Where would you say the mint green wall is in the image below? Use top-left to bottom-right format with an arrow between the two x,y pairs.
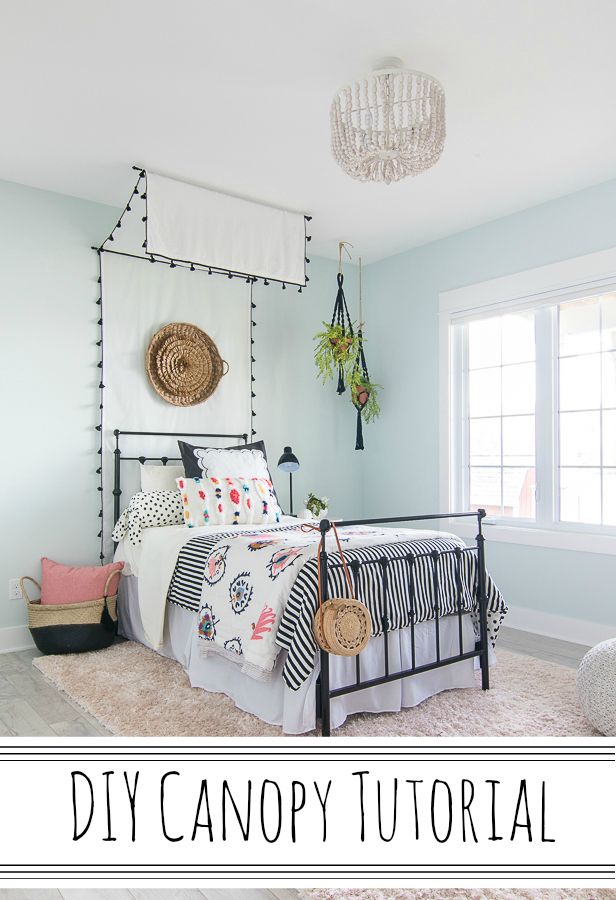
363,177 -> 616,629
0,180 -> 116,633
0,178 -> 363,636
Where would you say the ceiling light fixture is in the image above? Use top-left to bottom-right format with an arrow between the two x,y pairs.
330,57 -> 446,184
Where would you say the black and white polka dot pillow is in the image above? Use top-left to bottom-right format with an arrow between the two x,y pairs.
111,490 -> 184,546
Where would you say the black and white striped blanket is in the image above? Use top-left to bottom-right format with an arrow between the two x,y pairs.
167,523 -> 506,690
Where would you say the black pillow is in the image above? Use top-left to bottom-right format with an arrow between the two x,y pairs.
178,439 -> 270,479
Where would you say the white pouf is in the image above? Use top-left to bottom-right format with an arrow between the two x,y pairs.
577,638 -> 616,736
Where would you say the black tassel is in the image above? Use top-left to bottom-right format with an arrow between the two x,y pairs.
251,302 -> 256,309
96,467 -> 102,474
133,187 -> 139,195
298,286 -> 302,293
337,366 -> 346,395
305,215 -> 312,221
282,283 -> 286,290
96,340 -> 102,346
264,279 -> 269,286
97,276 -> 101,283
251,375 -> 255,382
150,256 -> 156,263
97,448 -> 102,455
251,429 -> 257,436
305,257 -> 310,263
108,234 -> 114,241
98,509 -> 103,518
99,552 -> 105,560
142,216 -> 147,222
99,382 -> 105,389
251,392 -> 256,398
251,321 -> 256,326
141,192 -> 146,200
116,221 -> 122,229
98,531 -> 102,538
190,263 -> 195,271
95,424 -> 102,431
142,240 -> 147,249
306,235 -> 312,242
355,407 -> 365,450
251,411 -> 256,417
126,204 -> 131,212
170,260 -> 176,268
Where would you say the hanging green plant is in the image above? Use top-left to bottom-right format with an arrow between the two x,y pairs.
351,371 -> 381,424
314,320 -> 360,385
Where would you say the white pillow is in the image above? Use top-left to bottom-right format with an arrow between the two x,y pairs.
177,475 -> 282,527
188,447 -> 270,480
140,464 -> 184,493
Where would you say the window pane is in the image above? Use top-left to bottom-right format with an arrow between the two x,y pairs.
559,296 -> 601,356
603,351 -> 616,408
502,362 -> 535,414
468,318 -> 501,369
604,468 -> 616,525
502,311 -> 535,365
503,466 -> 536,518
469,367 -> 501,417
559,354 -> 601,411
601,294 -> 616,351
560,411 -> 601,466
604,410 -> 616,466
470,417 -> 500,466
503,415 -> 535,466
560,467 -> 601,524
470,467 -> 502,515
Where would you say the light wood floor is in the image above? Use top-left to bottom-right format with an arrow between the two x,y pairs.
0,890 -> 299,900
0,627 -> 590,737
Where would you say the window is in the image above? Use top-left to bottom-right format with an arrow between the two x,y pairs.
450,290 -> 616,532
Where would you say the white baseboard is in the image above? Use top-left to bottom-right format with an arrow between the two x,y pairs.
0,625 -> 34,653
506,604 -> 616,647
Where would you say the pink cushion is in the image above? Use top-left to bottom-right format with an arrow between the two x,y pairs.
40,558 -> 124,605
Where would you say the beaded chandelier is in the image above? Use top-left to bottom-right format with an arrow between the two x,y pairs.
330,58 -> 446,184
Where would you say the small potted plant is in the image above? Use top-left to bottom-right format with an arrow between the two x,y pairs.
314,322 -> 360,385
351,372 -> 381,423
305,492 -> 329,519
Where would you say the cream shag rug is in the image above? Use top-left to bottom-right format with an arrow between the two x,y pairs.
32,641 -> 597,736
298,890 -> 616,899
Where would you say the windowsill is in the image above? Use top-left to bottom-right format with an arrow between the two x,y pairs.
443,519 -> 616,556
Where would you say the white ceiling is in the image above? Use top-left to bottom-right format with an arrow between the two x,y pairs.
2,0 -> 616,263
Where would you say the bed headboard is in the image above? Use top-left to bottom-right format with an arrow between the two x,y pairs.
112,428 -> 248,525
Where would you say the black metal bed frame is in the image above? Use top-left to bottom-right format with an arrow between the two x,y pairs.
314,510 -> 489,736
110,431 -> 489,738
111,428 -> 249,527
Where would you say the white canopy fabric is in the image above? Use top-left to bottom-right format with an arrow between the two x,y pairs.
145,171 -> 307,285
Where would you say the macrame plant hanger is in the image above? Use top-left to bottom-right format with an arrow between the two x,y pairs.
353,257 -> 370,450
332,241 -> 354,394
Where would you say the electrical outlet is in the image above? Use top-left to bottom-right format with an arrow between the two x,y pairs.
8,579 -> 22,601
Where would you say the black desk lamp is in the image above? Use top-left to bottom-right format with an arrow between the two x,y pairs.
277,446 -> 300,515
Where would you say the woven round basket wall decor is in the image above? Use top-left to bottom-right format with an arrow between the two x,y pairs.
146,322 -> 229,407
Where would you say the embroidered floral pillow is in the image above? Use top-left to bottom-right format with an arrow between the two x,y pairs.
177,476 -> 282,527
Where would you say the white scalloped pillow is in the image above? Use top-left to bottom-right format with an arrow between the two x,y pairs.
177,475 -> 282,527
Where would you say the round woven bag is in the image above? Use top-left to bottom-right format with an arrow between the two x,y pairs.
146,322 -> 228,407
312,524 -> 372,657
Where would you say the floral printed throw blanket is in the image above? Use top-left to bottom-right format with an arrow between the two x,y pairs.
196,525 -> 325,680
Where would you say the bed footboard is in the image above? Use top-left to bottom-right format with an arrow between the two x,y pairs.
315,509 -> 489,736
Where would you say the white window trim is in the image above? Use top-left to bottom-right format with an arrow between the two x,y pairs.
438,245 -> 616,556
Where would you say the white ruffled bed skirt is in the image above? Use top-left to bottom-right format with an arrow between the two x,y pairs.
118,574 -> 493,734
